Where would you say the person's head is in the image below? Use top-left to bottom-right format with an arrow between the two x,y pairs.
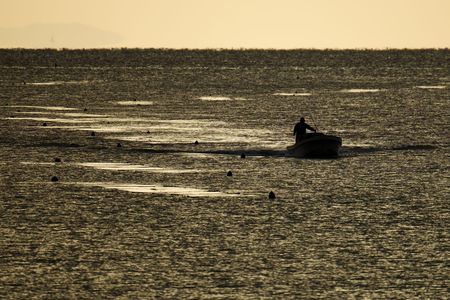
300,117 -> 305,123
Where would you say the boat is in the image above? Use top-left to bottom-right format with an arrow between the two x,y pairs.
286,133 -> 342,158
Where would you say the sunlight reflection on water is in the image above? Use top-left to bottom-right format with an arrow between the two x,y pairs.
77,162 -> 199,173
273,92 -> 312,96
1,105 -> 78,111
74,182 -> 250,198
25,80 -> 90,86
340,89 -> 383,93
116,101 -> 154,105
198,96 -> 249,101
5,117 -> 97,123
416,85 -> 446,89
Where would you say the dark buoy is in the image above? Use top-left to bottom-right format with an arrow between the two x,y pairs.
147,131 -> 150,134
194,140 -> 199,145
51,176 -> 59,182
240,153 -> 246,159
117,143 -> 122,148
84,108 -> 88,112
42,122 -> 47,126
227,171 -> 233,177
90,131 -> 95,137
54,158 -> 61,163
269,191 -> 276,199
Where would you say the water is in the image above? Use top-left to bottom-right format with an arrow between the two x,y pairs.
0,49 -> 449,298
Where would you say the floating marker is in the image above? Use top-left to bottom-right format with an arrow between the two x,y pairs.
194,140 -> 199,145
84,108 -> 88,111
91,132 -> 95,137
42,122 -> 47,126
54,158 -> 61,163
227,171 -> 233,176
241,153 -> 246,159
51,176 -> 59,182
117,143 -> 122,148
268,191 -> 276,199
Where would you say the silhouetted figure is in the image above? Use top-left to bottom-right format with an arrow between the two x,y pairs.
293,117 -> 316,143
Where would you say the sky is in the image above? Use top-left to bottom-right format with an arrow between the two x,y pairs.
1,0 -> 449,49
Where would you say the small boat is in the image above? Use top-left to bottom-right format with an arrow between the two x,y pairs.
287,133 -> 342,158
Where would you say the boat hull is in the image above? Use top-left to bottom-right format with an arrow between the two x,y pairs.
287,134 -> 342,158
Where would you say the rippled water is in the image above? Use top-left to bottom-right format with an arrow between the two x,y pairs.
0,49 -> 449,299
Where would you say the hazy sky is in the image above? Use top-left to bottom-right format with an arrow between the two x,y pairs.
1,0 -> 449,48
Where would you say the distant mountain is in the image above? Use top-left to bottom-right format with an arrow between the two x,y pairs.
0,23 -> 122,48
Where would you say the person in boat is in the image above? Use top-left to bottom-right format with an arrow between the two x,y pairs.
293,117 -> 316,143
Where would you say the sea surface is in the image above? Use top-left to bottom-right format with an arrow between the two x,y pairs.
0,49 -> 449,299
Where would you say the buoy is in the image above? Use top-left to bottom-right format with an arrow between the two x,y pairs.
42,122 -> 47,126
117,143 -> 122,148
240,153 -> 246,159
194,140 -> 199,145
269,191 -> 276,199
227,171 -> 233,176
51,176 -> 59,182
147,131 -> 150,134
91,132 -> 95,137
84,108 -> 88,112
54,158 -> 61,163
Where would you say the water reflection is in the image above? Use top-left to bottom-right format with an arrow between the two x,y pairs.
1,105 -> 78,111
76,182 -> 248,197
273,92 -> 312,96
5,117 -> 97,123
198,96 -> 248,101
15,112 -> 106,118
116,101 -> 154,105
77,162 -> 199,173
25,80 -> 90,86
416,85 -> 446,89
340,89 -> 383,93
